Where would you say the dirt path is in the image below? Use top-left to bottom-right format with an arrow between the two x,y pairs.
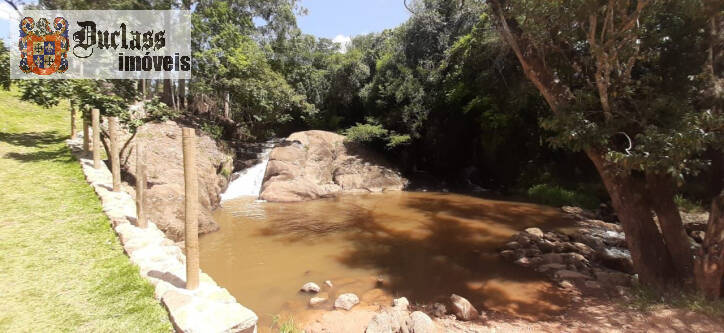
302,294 -> 724,333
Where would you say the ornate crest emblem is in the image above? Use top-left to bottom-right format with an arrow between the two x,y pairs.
19,17 -> 69,75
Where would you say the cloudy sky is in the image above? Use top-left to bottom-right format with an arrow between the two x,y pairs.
0,0 -> 411,49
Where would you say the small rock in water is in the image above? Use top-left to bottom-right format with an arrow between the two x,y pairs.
334,293 -> 360,310
450,294 -> 478,321
393,297 -> 409,311
309,296 -> 328,307
300,282 -> 321,293
407,311 -> 434,333
324,280 -> 333,288
431,302 -> 447,318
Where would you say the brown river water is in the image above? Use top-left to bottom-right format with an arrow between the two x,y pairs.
199,191 -> 573,330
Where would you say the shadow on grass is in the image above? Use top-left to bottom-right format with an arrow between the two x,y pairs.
3,147 -> 74,163
0,130 -> 65,147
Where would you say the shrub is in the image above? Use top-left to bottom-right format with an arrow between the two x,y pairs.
144,97 -> 178,121
527,183 -> 600,209
200,122 -> 224,140
674,194 -> 704,213
343,123 -> 388,143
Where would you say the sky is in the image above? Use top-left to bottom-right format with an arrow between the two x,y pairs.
0,0 -> 411,48
0,1 -> 23,43
296,0 -> 410,51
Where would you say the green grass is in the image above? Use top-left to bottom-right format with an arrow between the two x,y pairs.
674,194 -> 705,213
628,285 -> 724,317
271,315 -> 302,333
0,87 -> 172,332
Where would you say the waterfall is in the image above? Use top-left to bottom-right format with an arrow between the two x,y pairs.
220,140 -> 277,201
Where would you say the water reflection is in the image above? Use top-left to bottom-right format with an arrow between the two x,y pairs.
200,191 -> 573,329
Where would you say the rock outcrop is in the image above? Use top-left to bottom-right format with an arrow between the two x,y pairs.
260,131 -> 407,202
119,121 -> 234,241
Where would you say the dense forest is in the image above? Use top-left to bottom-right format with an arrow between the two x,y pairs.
1,0 -> 723,297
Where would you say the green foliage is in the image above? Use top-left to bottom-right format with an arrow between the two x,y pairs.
191,0 -> 315,139
500,0 -> 720,180
143,97 -> 177,122
0,40 -> 9,91
200,122 -> 224,140
386,134 -> 411,148
527,183 -> 600,210
271,315 -> 302,333
673,194 -> 705,213
344,123 -> 388,142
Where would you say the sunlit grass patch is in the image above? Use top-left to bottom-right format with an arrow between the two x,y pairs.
628,285 -> 724,318
0,87 -> 171,332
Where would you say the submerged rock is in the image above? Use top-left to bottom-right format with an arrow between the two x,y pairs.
334,293 -> 360,311
309,296 -> 328,307
450,294 -> 478,321
260,131 -> 408,202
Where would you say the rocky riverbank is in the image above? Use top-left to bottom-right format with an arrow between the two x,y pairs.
499,206 -> 710,294
117,121 -> 234,241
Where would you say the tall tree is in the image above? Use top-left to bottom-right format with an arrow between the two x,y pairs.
489,0 -> 719,288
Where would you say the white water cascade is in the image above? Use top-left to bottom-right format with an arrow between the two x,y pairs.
220,140 -> 277,201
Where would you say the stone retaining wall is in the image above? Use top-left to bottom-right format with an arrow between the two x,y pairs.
66,137 -> 257,333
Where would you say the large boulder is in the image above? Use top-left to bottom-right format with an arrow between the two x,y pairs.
260,131 -> 407,202
119,121 -> 233,241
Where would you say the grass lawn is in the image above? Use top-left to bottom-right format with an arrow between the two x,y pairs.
0,87 -> 172,332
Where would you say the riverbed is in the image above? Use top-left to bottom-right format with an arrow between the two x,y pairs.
200,191 -> 574,330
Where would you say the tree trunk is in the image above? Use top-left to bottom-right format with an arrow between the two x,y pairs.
587,150 -> 678,288
490,0 -> 679,288
161,79 -> 173,106
695,191 -> 724,299
646,172 -> 695,282
224,92 -> 230,119
179,79 -> 186,109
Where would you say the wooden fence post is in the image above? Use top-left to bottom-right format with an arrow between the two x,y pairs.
182,128 -> 199,290
92,109 -> 101,169
70,106 -> 77,139
109,117 -> 121,192
82,114 -> 90,153
136,141 -> 147,228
